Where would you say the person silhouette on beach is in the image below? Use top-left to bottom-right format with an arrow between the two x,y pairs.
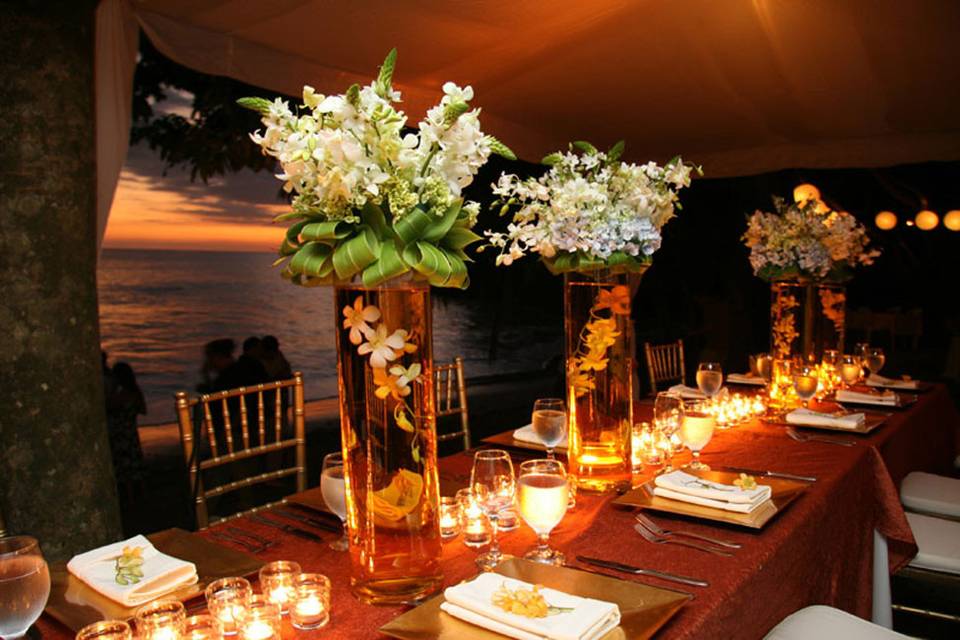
259,335 -> 293,381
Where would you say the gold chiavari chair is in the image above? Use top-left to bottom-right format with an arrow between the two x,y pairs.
644,339 -> 686,394
434,357 -> 471,451
0,506 -> 7,537
174,372 -> 306,529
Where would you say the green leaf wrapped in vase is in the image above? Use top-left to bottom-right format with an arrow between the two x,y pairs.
240,49 -> 513,604
486,141 -> 698,492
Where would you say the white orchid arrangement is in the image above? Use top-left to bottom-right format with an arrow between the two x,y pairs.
485,141 -> 697,274
743,196 -> 879,281
239,49 -> 514,289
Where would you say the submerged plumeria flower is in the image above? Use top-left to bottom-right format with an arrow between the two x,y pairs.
358,324 -> 407,368
594,286 -> 631,315
342,297 -> 381,345
584,318 -> 620,352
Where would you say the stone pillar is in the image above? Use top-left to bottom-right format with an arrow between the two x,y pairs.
0,0 -> 122,560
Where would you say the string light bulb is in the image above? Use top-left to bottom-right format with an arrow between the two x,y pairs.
944,210 -> 960,231
915,210 -> 939,231
875,211 -> 897,230
793,183 -> 820,205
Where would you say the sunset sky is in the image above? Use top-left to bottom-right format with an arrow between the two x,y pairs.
102,90 -> 286,253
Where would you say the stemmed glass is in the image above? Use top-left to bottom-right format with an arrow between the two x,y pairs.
755,353 -> 773,385
531,398 -> 566,459
864,347 -> 885,377
653,392 -> 684,474
0,536 -> 50,640
792,364 -> 819,408
839,355 -> 862,388
320,452 -> 349,551
679,404 -> 715,471
696,362 -> 723,398
517,459 -> 568,565
471,450 -> 515,571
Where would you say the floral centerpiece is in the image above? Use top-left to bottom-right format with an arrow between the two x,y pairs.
742,196 -> 880,390
486,141 -> 697,491
239,50 -> 513,604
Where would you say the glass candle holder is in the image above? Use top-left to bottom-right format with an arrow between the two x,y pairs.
76,620 -> 133,640
183,615 -> 222,640
258,560 -> 300,614
237,596 -> 280,640
135,599 -> 186,640
204,577 -> 252,636
456,489 -> 491,548
496,502 -> 519,532
630,422 -> 646,473
438,497 -> 461,539
290,573 -> 331,630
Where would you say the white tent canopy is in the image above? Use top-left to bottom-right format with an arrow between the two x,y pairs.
96,0 -> 960,246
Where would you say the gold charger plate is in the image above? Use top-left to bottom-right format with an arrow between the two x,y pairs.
762,412 -> 888,434
379,558 -> 689,640
44,528 -> 262,632
482,427 -> 569,455
613,469 -> 809,529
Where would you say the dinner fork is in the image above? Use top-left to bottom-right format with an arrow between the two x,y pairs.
635,513 -> 742,549
228,526 -> 277,549
785,427 -> 855,447
209,530 -> 264,553
633,524 -> 733,556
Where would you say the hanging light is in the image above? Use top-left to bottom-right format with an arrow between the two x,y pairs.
793,183 -> 820,205
915,210 -> 939,231
813,199 -> 831,215
944,210 -> 960,231
875,211 -> 897,230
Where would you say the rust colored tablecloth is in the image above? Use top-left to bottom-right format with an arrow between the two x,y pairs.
36,385 -> 958,640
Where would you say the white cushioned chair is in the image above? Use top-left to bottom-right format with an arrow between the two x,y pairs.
903,512 -> 960,575
900,472 -> 960,519
764,605 -> 911,639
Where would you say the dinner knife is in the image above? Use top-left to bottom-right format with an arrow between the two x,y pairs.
250,514 -> 326,542
718,465 -> 817,483
274,508 -> 342,533
575,555 -> 709,587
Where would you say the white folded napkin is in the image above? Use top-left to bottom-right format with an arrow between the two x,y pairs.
653,470 -> 771,514
726,373 -> 764,386
667,384 -> 706,399
513,424 -> 568,448
835,388 -> 899,406
67,535 -> 198,607
440,573 -> 620,640
786,408 -> 866,430
866,374 -> 920,390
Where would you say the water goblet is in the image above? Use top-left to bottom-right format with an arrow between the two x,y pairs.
821,349 -> 839,368
653,392 -> 684,474
679,405 -> 715,471
792,364 -> 819,408
839,354 -> 862,388
865,347 -> 885,377
517,459 -> 568,566
755,353 -> 773,385
531,398 -> 566,459
0,536 -> 50,640
471,449 -> 515,571
696,362 -> 723,398
321,452 -> 349,551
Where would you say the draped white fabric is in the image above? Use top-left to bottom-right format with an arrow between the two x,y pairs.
95,0 -> 960,247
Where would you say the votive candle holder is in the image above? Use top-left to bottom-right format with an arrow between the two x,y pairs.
204,576 -> 252,635
456,488 -> 491,548
182,615 -> 223,640
290,573 -> 331,630
135,599 -> 186,640
76,620 -> 133,640
438,497 -> 461,539
258,560 -> 301,614
237,596 -> 280,640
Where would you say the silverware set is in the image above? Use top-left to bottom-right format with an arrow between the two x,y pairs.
576,555 -> 709,588
785,427 -> 855,447
635,513 -> 741,550
633,516 -> 734,557
208,530 -> 269,553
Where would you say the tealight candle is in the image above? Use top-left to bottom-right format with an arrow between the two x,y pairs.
630,422 -> 647,472
183,615 -> 222,640
135,599 -> 186,640
76,620 -> 133,640
438,497 -> 461,538
456,488 -> 491,548
290,573 -> 331,630
237,596 -> 280,640
258,560 -> 300,614
204,577 -> 252,636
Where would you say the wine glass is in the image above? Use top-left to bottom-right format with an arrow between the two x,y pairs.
320,452 -> 349,551
679,405 -> 715,471
821,349 -> 839,368
792,364 -> 819,408
0,536 -> 50,640
755,353 -> 773,384
471,450 -> 515,571
839,354 -> 862,388
531,398 -> 566,459
653,392 -> 684,474
696,362 -> 723,398
864,347 -> 885,377
517,459 -> 568,565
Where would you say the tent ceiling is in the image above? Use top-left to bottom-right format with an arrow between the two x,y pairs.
133,0 -> 960,176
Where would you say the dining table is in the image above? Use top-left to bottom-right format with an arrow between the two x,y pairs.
37,384 -> 959,640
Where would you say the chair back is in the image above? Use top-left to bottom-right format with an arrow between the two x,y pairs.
0,506 -> 7,537
434,357 -> 470,451
644,339 -> 686,394
174,372 -> 306,529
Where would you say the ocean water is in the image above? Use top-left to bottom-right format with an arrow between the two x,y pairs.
97,249 -> 561,423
